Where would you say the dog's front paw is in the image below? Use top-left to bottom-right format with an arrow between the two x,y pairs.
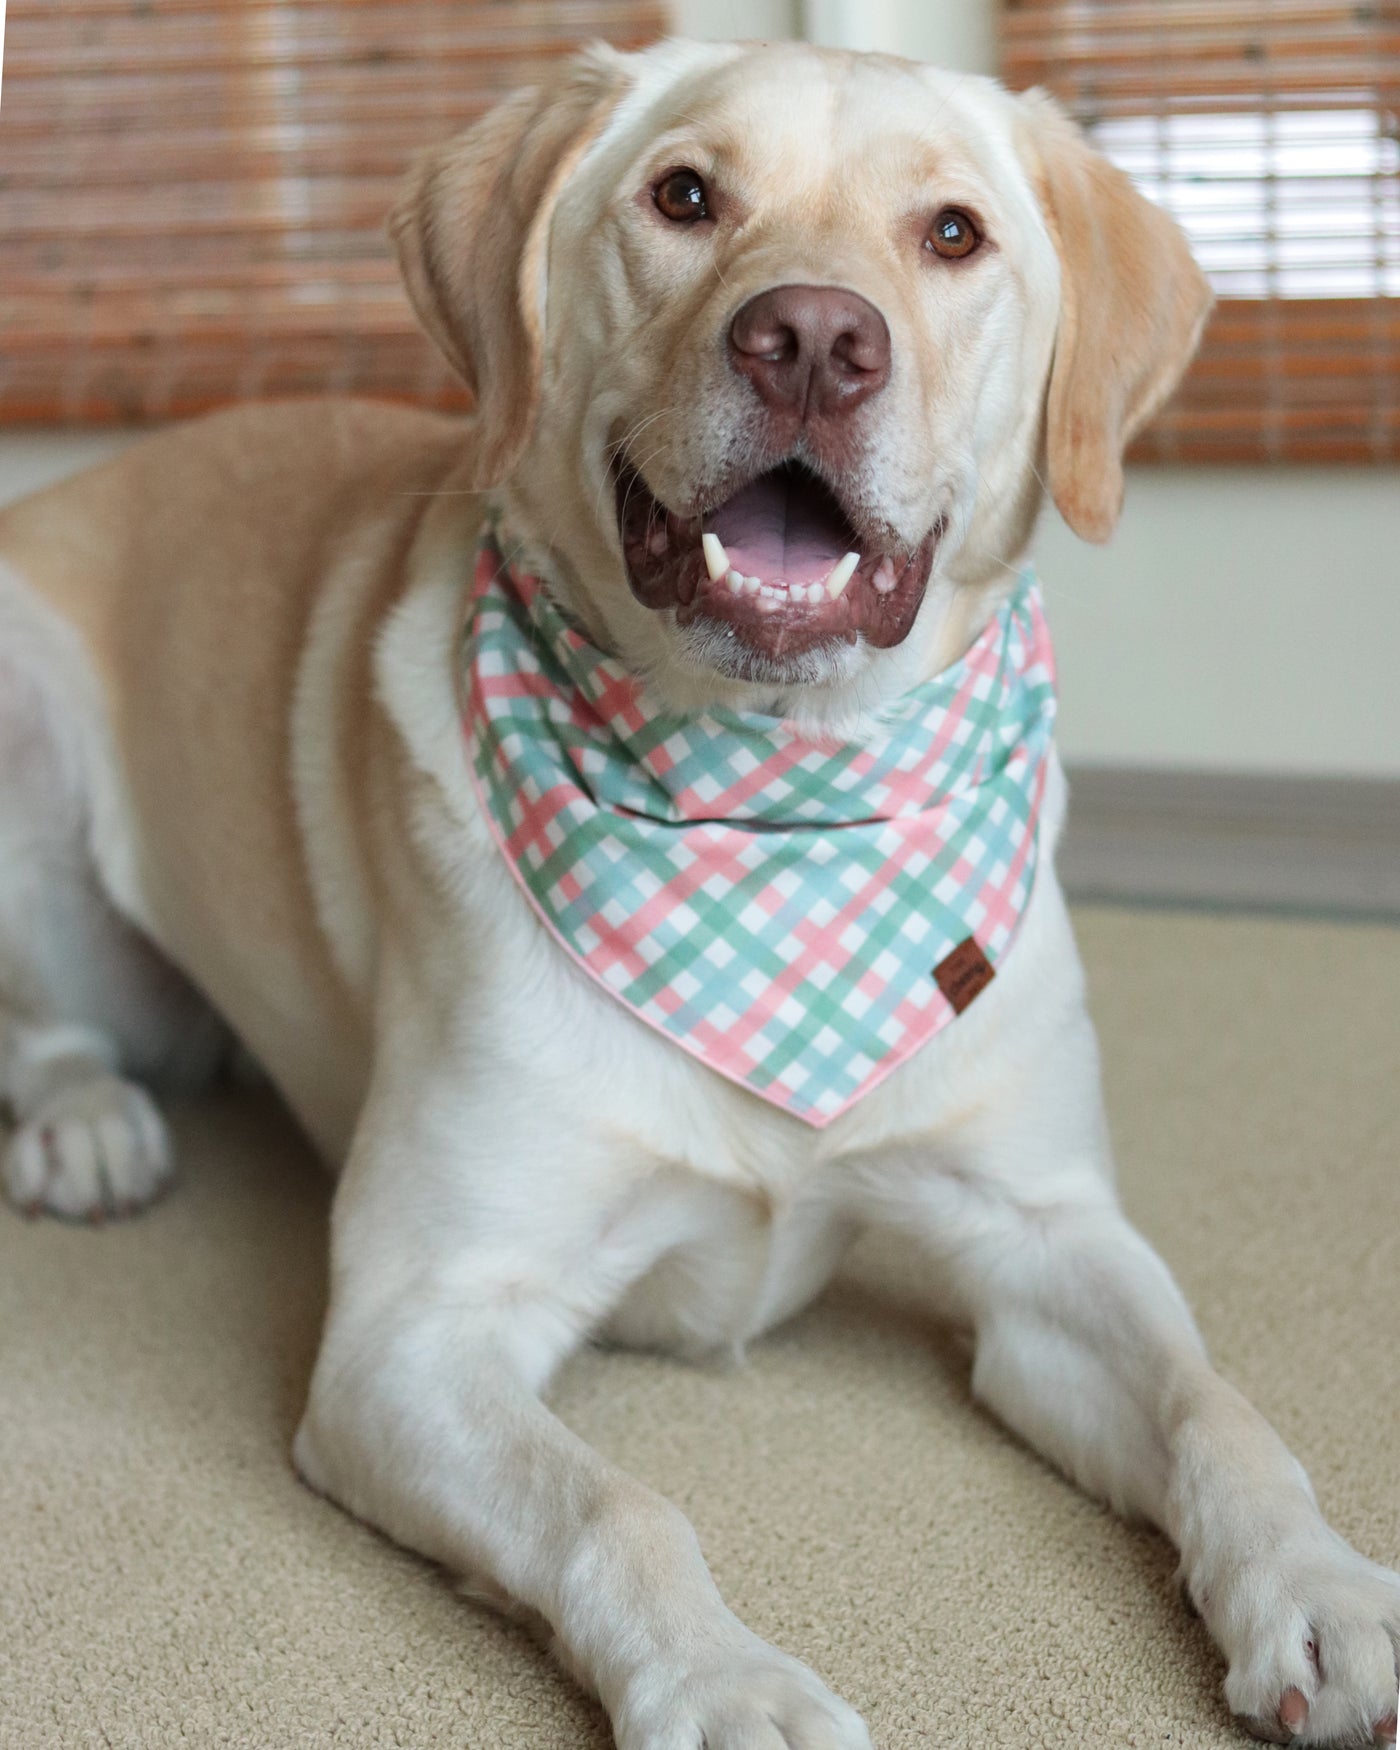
2,1074 -> 172,1220
1204,1531 -> 1400,1747
613,1626 -> 871,1750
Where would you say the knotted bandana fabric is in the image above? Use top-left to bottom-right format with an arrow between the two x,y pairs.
460,532 -> 1057,1127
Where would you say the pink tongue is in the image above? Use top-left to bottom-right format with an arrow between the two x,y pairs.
708,469 -> 854,586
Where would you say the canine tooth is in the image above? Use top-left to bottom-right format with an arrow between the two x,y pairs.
725,568 -> 745,595
872,557 -> 898,594
703,532 -> 729,582
825,552 -> 860,599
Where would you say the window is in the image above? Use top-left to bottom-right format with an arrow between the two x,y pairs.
1002,0 -> 1400,461
0,1 -> 667,424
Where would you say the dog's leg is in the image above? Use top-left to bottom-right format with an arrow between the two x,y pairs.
0,1013 -> 173,1219
294,1083 -> 871,1750
0,633 -> 212,1219
0,587 -> 230,1220
860,1009 -> 1399,1749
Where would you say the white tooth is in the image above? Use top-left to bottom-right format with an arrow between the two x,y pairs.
826,552 -> 860,599
873,557 -> 897,594
725,569 -> 744,595
703,533 -> 729,582
805,582 -> 824,604
743,575 -> 761,596
759,583 -> 779,599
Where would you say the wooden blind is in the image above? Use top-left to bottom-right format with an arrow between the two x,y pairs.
1003,1 -> 1400,462
0,1 -> 668,424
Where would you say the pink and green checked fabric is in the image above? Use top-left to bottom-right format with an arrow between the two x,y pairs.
460,530 -> 1057,1127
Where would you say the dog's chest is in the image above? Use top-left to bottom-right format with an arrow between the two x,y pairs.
413,725 -> 1050,1194
459,802 -> 1016,1184
600,1163 -> 858,1356
380,560 -> 1067,1204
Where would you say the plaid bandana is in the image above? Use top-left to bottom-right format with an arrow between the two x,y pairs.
461,531 -> 1057,1127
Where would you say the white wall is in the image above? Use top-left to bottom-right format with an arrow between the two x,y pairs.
0,431 -> 137,506
1037,473 -> 1400,778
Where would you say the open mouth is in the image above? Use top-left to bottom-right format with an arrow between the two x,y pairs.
615,458 -> 941,666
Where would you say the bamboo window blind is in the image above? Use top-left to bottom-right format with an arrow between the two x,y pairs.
0,1 -> 667,424
1003,1 -> 1400,462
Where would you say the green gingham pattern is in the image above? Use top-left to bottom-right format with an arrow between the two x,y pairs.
461,531 -> 1057,1126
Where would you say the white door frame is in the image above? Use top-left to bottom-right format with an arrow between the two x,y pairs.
800,0 -> 997,73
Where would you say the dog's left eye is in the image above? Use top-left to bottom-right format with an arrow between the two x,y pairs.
653,168 -> 711,224
926,208 -> 982,260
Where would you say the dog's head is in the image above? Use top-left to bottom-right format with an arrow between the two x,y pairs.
392,40 -> 1210,720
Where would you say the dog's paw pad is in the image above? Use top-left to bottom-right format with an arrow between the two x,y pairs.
3,1076 -> 172,1220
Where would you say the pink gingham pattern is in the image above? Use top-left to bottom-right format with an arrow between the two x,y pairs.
460,531 -> 1057,1126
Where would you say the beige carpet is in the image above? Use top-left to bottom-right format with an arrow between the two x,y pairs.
3,906 -> 1398,1750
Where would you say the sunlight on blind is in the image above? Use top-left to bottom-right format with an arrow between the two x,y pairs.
1003,0 -> 1400,461
1097,108 -> 1400,298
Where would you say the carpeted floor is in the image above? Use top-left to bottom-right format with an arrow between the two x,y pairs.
2,905 -> 1397,1750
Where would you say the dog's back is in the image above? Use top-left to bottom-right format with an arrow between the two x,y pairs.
0,398 -> 465,1158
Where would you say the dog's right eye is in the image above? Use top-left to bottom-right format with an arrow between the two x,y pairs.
653,169 -> 710,224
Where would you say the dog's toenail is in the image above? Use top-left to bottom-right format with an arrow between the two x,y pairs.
1278,1688 -> 1309,1733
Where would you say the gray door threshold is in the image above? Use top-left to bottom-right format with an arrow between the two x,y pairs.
1058,769 -> 1400,920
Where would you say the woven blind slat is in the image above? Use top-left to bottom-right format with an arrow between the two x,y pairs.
1002,0 -> 1399,463
0,0 -> 668,424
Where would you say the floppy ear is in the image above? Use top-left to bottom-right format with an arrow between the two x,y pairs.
389,48 -> 630,487
1018,90 -> 1213,543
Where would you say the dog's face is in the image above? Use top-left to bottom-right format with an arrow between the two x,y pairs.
394,41 -> 1210,719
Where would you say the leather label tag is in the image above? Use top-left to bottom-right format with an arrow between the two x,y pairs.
933,936 -> 996,1014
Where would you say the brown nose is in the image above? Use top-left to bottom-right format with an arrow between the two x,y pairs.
729,284 -> 890,421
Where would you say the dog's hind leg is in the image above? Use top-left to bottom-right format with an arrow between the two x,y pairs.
0,570 -> 229,1220
0,1015 -> 175,1221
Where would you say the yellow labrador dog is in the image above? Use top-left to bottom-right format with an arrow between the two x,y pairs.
2,38 -> 1397,1750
